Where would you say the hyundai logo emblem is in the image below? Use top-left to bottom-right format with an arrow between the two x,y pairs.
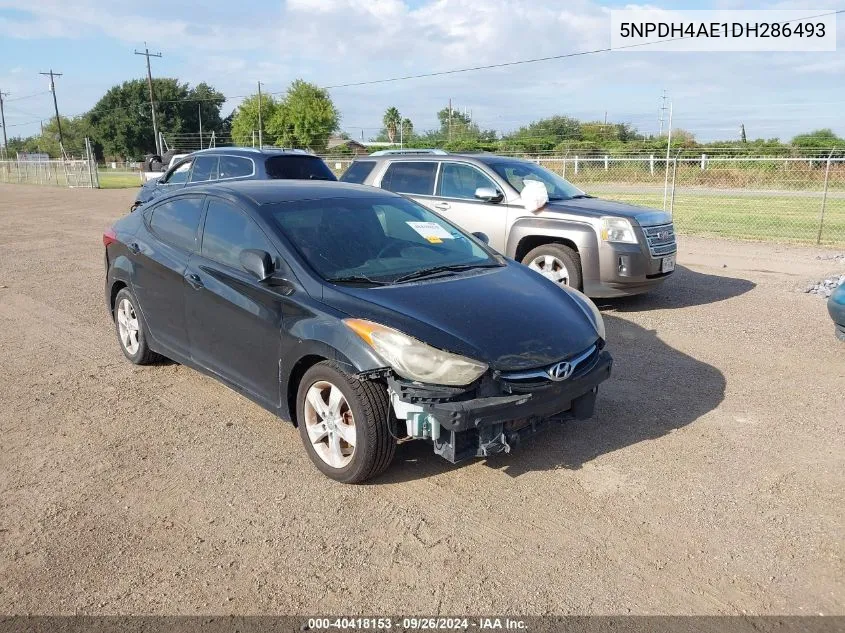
547,360 -> 574,381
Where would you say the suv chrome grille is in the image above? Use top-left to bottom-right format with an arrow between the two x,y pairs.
642,223 -> 677,257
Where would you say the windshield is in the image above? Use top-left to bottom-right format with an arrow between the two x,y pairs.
489,161 -> 585,200
269,196 -> 500,284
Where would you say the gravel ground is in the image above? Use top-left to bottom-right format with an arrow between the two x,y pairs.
0,184 -> 843,616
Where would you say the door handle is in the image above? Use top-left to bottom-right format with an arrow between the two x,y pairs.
434,202 -> 450,211
185,273 -> 204,290
128,242 -> 140,255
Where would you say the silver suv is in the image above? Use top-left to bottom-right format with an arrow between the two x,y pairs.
342,152 -> 677,297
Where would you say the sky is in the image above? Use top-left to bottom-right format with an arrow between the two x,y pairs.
0,0 -> 843,144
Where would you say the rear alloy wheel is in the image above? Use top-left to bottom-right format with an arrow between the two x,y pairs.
113,287 -> 161,365
522,243 -> 582,290
297,361 -> 395,483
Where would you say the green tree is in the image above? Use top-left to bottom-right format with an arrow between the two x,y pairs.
87,78 -> 226,159
266,80 -> 339,152
401,118 -> 413,141
382,107 -> 401,143
791,128 -> 842,148
231,94 -> 280,146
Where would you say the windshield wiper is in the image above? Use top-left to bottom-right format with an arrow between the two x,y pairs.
327,274 -> 391,286
568,194 -> 594,199
393,262 -> 502,284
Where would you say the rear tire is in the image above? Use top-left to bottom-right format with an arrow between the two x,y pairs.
113,287 -> 162,365
522,243 -> 582,290
296,361 -> 395,483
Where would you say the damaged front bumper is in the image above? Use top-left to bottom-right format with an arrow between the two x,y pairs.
364,349 -> 612,464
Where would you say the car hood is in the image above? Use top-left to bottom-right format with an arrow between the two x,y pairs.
545,197 -> 671,226
320,263 -> 601,371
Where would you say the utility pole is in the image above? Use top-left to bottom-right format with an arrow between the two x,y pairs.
448,98 -> 452,142
39,70 -> 64,148
257,81 -> 263,148
198,104 -> 203,150
658,89 -> 668,136
0,89 -> 8,158
135,44 -> 163,155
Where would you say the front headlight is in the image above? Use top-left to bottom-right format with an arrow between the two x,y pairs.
564,288 -> 606,341
344,319 -> 488,386
601,217 -> 638,244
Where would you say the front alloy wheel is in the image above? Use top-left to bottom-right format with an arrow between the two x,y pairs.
303,380 -> 357,469
296,361 -> 395,483
521,243 -> 583,290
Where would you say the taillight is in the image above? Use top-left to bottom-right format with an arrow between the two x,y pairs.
103,228 -> 117,248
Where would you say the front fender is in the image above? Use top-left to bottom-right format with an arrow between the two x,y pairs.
506,216 -> 599,257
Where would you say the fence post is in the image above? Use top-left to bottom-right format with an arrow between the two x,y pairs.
700,153 -> 706,171
816,151 -> 835,245
670,149 -> 682,217
649,154 -> 654,176
574,155 -> 579,175
604,155 -> 609,171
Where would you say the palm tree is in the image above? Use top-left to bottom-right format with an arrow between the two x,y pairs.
401,118 -> 413,141
383,107 -> 401,143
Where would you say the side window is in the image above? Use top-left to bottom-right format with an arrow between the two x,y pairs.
148,197 -> 204,251
437,163 -> 497,200
201,199 -> 273,270
380,162 -> 437,196
189,156 -> 219,183
340,160 -> 376,184
163,160 -> 193,185
218,156 -> 254,180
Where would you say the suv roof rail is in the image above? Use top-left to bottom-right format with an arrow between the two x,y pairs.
368,148 -> 449,156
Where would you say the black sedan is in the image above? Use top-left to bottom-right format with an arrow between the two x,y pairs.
104,181 -> 611,482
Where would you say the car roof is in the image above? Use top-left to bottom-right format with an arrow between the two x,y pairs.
188,147 -> 316,158
184,180 -> 397,206
358,152 -> 529,166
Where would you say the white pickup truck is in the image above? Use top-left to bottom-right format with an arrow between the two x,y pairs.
142,151 -> 188,182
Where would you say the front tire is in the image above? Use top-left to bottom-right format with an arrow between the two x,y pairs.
522,243 -> 582,290
296,361 -> 395,483
113,287 -> 161,365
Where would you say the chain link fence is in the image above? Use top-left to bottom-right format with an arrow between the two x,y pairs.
0,138 -> 100,188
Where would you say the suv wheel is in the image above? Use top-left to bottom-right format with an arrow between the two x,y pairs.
296,361 -> 395,483
522,243 -> 582,289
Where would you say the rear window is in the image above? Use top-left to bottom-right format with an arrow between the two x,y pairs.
380,162 -> 437,196
340,160 -> 376,184
265,156 -> 337,181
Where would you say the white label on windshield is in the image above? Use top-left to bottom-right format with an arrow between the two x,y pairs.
406,221 -> 454,244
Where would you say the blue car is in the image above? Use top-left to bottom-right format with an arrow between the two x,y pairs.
132,147 -> 336,210
829,283 -> 845,341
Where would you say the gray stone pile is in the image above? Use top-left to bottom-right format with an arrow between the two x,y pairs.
816,253 -> 845,263
805,274 -> 845,297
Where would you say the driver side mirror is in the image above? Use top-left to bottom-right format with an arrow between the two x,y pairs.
240,249 -> 274,282
474,187 -> 504,203
472,232 -> 490,245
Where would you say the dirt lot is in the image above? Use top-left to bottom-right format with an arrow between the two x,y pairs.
0,184 -> 842,616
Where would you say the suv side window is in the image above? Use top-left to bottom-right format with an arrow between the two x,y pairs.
163,159 -> 193,185
148,196 -> 204,251
437,162 -> 497,200
218,156 -> 254,180
201,198 -> 273,270
340,160 -> 376,184
189,156 -> 219,183
380,161 -> 437,196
